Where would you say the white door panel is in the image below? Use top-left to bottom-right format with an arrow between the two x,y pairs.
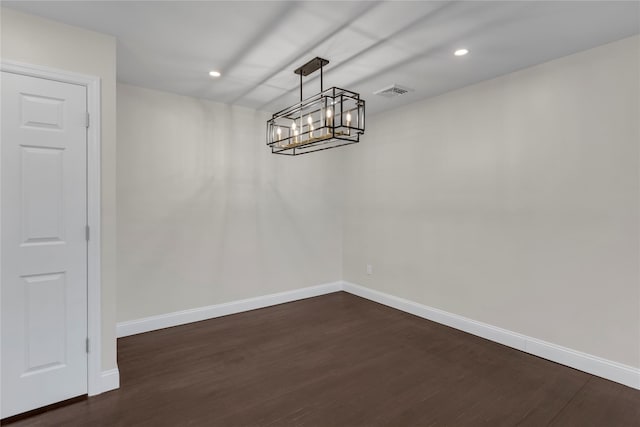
1,71 -> 88,418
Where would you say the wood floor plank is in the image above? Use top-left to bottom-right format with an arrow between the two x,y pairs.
548,376 -> 640,426
2,292 -> 637,426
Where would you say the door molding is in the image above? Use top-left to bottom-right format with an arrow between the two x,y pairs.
0,60 -> 104,396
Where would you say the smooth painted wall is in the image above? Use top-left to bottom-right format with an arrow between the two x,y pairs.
1,7 -> 118,372
116,84 -> 344,321
343,36 -> 640,368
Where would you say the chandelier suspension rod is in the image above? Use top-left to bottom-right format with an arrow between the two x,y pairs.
296,57 -> 328,101
300,63 -> 324,102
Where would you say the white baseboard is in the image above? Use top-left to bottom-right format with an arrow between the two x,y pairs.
115,279 -> 639,390
116,282 -> 343,338
95,368 -> 120,395
524,338 -> 640,390
342,281 -> 640,390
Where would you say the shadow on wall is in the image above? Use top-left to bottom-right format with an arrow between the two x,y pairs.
117,88 -> 345,321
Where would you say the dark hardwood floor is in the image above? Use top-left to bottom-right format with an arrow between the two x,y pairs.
4,292 -> 639,426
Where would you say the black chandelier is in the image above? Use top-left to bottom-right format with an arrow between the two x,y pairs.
266,57 -> 365,155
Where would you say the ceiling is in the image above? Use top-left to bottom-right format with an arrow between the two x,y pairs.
4,1 -> 639,115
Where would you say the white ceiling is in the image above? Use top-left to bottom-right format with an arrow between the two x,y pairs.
4,1 -> 639,115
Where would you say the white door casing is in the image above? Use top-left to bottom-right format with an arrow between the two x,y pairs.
0,65 -> 103,418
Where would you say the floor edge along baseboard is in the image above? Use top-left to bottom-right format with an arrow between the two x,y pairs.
116,282 -> 343,338
341,281 -> 640,391
116,280 -> 640,391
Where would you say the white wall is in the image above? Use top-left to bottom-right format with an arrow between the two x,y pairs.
1,7 -> 118,372
343,35 -> 640,368
116,84 -> 344,321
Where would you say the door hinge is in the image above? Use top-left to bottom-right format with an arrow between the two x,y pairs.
85,225 -> 90,241
85,112 -> 90,128
86,338 -> 90,353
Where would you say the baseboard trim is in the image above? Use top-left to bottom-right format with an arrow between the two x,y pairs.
115,280 -> 639,390
342,281 -> 640,390
96,368 -> 120,395
116,282 -> 343,338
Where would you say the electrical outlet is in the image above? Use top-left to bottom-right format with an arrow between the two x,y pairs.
366,264 -> 373,275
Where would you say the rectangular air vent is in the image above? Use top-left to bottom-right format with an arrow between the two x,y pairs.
373,84 -> 413,98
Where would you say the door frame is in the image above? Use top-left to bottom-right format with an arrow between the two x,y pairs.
0,60 -> 103,396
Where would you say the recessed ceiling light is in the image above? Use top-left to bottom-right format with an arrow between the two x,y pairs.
454,48 -> 469,57
209,70 -> 221,77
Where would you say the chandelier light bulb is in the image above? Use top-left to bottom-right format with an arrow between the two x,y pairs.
326,107 -> 333,135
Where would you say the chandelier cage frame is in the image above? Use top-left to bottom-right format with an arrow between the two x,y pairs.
266,57 -> 365,156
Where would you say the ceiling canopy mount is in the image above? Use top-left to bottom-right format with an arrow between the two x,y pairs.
294,57 -> 329,77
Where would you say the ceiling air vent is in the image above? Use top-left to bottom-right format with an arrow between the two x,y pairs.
373,84 -> 413,98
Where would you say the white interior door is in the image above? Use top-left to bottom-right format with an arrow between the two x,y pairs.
1,71 -> 88,418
